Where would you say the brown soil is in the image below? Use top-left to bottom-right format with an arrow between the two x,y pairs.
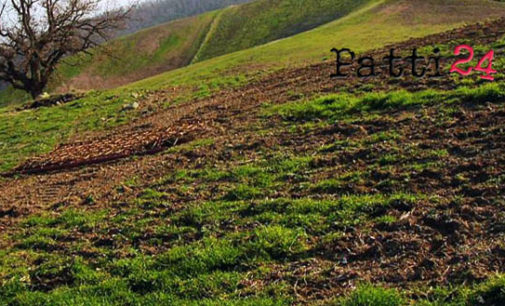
258,101 -> 505,300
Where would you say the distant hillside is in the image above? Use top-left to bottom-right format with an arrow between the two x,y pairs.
120,0 -> 252,36
127,0 -> 505,93
50,0 -> 374,92
0,0 -> 253,104
191,0 -> 370,62
54,12 -> 218,91
2,0 -> 505,104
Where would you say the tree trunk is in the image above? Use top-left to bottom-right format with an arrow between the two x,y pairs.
29,81 -> 45,100
30,87 -> 44,100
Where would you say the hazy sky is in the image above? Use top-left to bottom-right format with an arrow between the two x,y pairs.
1,0 -> 147,21
97,0 -> 145,11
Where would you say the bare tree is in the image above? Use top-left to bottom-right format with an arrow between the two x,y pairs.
0,0 -> 131,99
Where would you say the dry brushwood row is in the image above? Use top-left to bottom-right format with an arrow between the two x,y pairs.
17,94 -> 82,111
7,121 -> 204,175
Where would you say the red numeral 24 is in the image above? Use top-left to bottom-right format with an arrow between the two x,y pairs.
450,44 -> 497,81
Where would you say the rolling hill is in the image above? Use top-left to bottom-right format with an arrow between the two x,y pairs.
127,0 -> 505,94
2,18 -> 505,304
190,0 -> 371,62
3,0 -> 505,101
2,0 -> 505,171
2,0 -> 505,303
54,11 -> 219,91
47,0 -> 373,93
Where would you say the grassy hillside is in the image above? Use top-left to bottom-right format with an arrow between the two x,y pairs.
54,11 -> 218,91
2,0 -> 505,173
0,12 -> 217,104
50,0 -> 372,92
130,0 -> 505,91
2,32 -> 505,304
0,0 -> 373,100
191,0 -> 371,62
3,0 -> 504,100
2,0 -> 505,304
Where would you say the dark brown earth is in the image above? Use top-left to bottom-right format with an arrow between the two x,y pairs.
258,102 -> 505,301
16,94 -> 82,111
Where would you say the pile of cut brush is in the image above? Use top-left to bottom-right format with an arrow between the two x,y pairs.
17,93 -> 80,111
6,121 -> 204,175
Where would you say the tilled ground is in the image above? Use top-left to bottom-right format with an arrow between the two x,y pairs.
257,102 -> 505,301
2,93 -> 503,302
1,17 -> 505,212
6,17 -> 505,176
0,17 -> 505,304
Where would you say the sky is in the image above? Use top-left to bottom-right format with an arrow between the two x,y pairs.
99,0 -> 147,11
1,0 -> 147,22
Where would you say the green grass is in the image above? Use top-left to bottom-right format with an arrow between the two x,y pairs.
0,86 -> 31,107
0,185 -> 419,303
0,90 -> 140,172
1,141 -> 504,304
1,0 -> 504,174
268,82 -> 505,122
0,150 -> 419,302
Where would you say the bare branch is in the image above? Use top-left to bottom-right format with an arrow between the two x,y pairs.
0,0 -> 132,98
